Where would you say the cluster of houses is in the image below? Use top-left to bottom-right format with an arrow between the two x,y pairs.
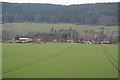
81,39 -> 110,44
8,37 -> 110,44
5,28 -> 118,44
3,26 -> 118,44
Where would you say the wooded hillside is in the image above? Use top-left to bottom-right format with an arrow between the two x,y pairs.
2,2 -> 118,25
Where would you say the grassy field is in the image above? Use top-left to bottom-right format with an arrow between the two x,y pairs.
3,23 -> 118,34
2,43 -> 118,78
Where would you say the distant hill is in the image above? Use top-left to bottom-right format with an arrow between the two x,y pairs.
2,2 -> 119,26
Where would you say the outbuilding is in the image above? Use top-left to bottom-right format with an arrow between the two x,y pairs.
102,39 -> 110,44
66,40 -> 74,43
83,41 -> 91,44
19,38 -> 32,43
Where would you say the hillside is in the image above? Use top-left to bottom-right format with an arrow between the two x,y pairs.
2,23 -> 117,34
2,2 -> 118,26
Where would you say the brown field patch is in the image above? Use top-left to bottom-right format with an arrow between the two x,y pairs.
2,23 -> 14,31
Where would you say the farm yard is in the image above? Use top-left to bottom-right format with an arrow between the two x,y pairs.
2,43 -> 118,78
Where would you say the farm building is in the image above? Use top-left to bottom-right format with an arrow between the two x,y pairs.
66,40 -> 74,43
83,41 -> 91,44
91,40 -> 96,44
36,38 -> 41,42
19,38 -> 32,43
53,39 -> 57,42
102,39 -> 110,44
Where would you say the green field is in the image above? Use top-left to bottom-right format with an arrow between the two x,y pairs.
4,23 -> 117,34
2,43 -> 118,78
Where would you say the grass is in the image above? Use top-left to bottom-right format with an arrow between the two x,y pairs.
2,43 -> 118,78
11,23 -> 118,34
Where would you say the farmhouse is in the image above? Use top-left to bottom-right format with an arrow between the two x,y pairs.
19,38 -> 32,43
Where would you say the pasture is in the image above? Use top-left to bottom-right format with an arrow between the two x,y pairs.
2,43 -> 118,78
2,23 -> 118,34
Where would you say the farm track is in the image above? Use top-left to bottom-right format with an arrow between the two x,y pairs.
2,45 -> 73,75
103,46 -> 120,65
101,45 -> 120,73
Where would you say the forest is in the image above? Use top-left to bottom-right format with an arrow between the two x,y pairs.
2,2 -> 119,26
